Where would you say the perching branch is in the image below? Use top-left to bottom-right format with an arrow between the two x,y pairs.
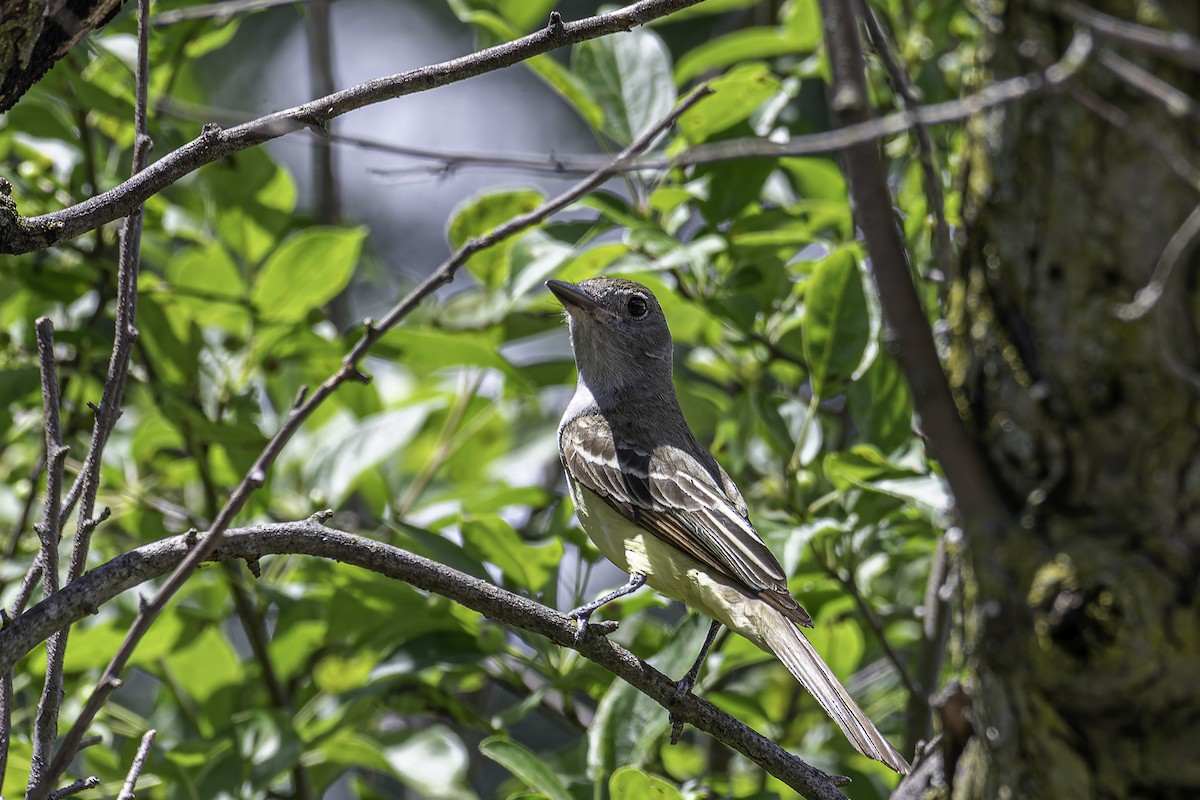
33,84 -> 712,798
815,1 -> 1011,533
0,522 -> 851,800
0,0 -> 706,255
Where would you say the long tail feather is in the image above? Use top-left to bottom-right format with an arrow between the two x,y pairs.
755,608 -> 910,773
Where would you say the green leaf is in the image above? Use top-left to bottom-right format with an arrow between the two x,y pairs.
447,189 -> 544,288
674,26 -> 820,85
803,249 -> 870,397
314,651 -> 378,693
379,327 -> 524,384
305,401 -> 439,507
588,616 -> 712,777
479,735 -> 572,800
166,241 -> 249,331
460,515 -> 563,592
251,226 -> 366,322
572,28 -> 676,145
782,157 -> 849,202
161,624 -> 240,703
847,351 -> 915,453
385,726 -> 472,799
458,11 -> 603,128
806,601 -> 866,680
610,767 -> 685,800
678,62 -> 781,143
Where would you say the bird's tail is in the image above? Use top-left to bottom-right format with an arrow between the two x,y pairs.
753,606 -> 911,773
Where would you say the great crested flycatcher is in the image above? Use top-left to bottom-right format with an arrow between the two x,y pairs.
548,276 -> 909,774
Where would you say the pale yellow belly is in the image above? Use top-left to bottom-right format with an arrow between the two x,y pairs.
570,482 -> 770,651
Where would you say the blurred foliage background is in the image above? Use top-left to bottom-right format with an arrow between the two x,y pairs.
0,0 -> 979,797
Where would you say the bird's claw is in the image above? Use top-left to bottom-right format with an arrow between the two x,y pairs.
668,675 -> 698,744
565,611 -> 620,645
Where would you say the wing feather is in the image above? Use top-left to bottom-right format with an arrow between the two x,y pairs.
560,414 -> 812,627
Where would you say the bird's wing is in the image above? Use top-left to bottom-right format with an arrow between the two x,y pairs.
560,414 -> 812,627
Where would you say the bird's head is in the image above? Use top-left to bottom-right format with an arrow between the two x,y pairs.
546,277 -> 673,394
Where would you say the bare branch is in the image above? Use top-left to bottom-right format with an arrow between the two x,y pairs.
29,0 -> 151,791
29,317 -> 68,795
152,0 -> 306,26
1052,0 -> 1200,70
815,1 -> 1011,534
0,523 -> 851,800
34,85 -> 712,797
58,0 -> 155,563
858,0 -> 954,282
645,45 -> 1092,170
47,776 -> 100,799
2,453 -> 46,567
116,729 -> 156,800
0,0 -> 707,255
1144,203 -> 1200,393
809,544 -> 920,699
1097,48 -> 1200,122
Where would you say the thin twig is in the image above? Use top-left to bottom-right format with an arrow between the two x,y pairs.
394,370 -> 484,517
816,0 -> 1012,535
116,729 -> 156,800
645,45 -> 1093,170
152,0 -> 306,26
30,0 -> 151,793
1051,0 -> 1200,70
8,35 -> 1089,255
47,776 -> 100,799
1097,48 -> 1200,122
907,533 -> 952,751
809,544 -> 920,698
859,0 -> 954,282
29,318 -> 69,796
59,0 -> 156,573
1117,203 -> 1200,322
1,0 -> 707,255
154,96 -> 608,177
34,85 -> 713,798
0,668 -> 9,787
1149,204 -> 1200,393
0,523 -> 851,800
1059,78 -> 1200,188
2,453 -> 46,563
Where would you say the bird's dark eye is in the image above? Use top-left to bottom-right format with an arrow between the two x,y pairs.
626,295 -> 649,319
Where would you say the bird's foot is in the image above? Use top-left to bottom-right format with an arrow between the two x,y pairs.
565,606 -> 592,645
564,608 -> 619,645
667,673 -> 699,745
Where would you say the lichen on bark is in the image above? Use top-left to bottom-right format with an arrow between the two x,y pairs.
952,0 -> 1200,797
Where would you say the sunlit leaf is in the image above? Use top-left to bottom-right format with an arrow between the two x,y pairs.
678,62 -> 781,142
674,25 -> 820,85
572,28 -> 676,145
610,766 -> 685,800
447,189 -> 544,288
251,226 -> 367,322
803,248 -> 870,397
480,735 -> 572,800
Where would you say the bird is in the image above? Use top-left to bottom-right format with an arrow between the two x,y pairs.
547,276 -> 909,774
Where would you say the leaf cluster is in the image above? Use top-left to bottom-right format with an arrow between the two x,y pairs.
0,0 -> 980,797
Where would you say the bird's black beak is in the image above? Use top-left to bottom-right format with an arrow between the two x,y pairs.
546,279 -> 606,318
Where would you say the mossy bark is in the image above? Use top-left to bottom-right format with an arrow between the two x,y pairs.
953,1 -> 1200,797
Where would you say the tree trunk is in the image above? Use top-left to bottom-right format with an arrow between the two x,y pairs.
954,1 -> 1200,797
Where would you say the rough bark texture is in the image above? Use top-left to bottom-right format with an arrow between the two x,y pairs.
954,1 -> 1200,797
0,0 -> 125,112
